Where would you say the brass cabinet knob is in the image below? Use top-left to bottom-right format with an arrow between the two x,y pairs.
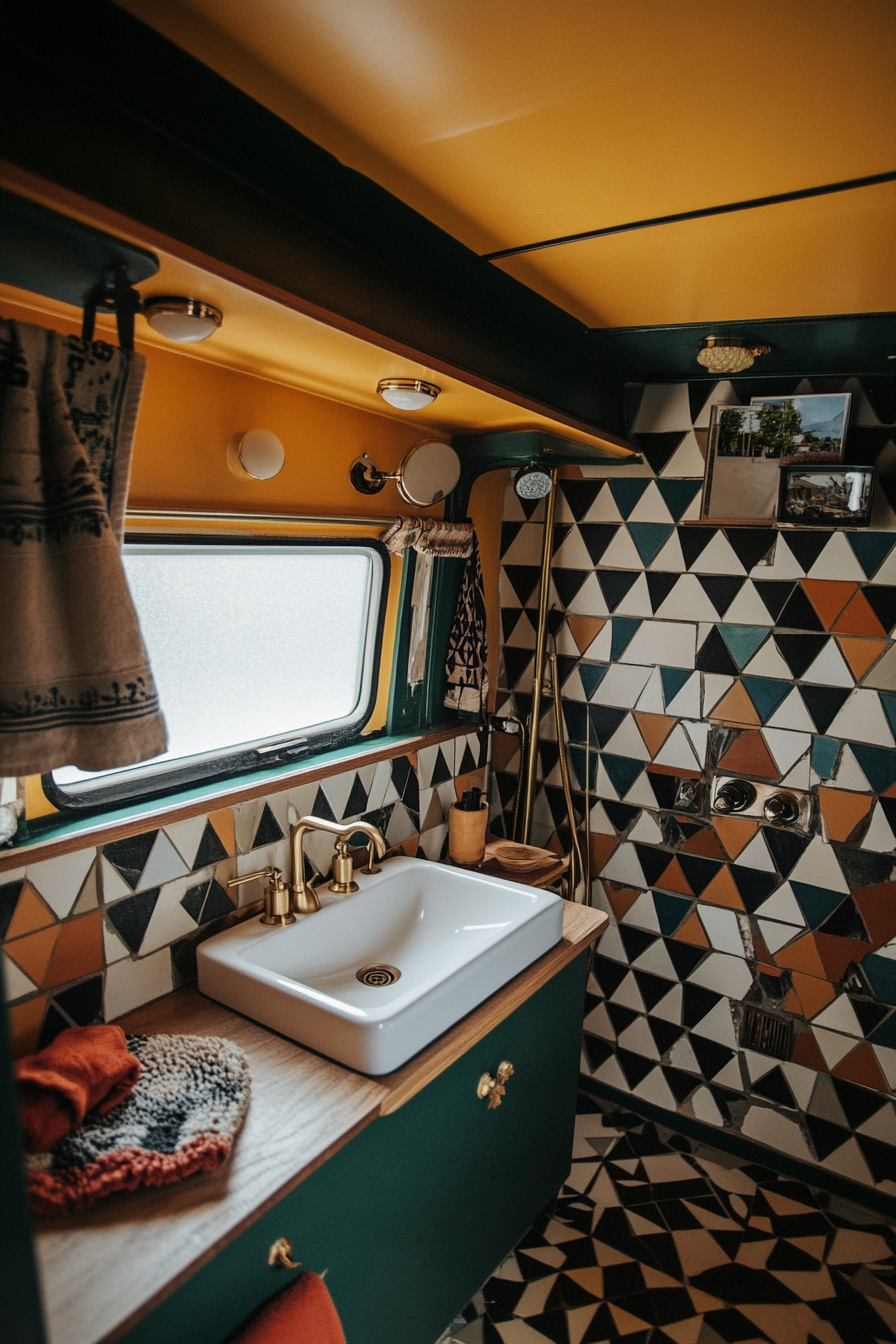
268,1236 -> 301,1269
477,1060 -> 514,1109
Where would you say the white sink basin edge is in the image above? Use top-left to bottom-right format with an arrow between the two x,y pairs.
197,857 -> 564,1075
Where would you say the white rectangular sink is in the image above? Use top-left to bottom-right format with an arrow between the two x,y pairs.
197,857 -> 563,1074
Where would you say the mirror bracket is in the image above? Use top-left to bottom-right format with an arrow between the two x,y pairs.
349,453 -> 397,495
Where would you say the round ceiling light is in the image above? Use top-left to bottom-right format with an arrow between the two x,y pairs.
377,378 -> 440,411
696,336 -> 771,375
226,429 -> 285,481
143,296 -> 223,344
514,464 -> 553,499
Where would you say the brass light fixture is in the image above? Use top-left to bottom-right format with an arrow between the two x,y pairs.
376,378 -> 440,410
697,335 -> 771,375
143,296 -> 223,343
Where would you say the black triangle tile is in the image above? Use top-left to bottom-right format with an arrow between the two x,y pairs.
635,431 -> 689,475
777,587 -> 826,632
593,954 -> 631,998
560,479 -> 605,520
750,1066 -> 797,1109
553,567 -> 591,607
679,526 -> 719,571
607,1002 -> 640,1035
343,772 -> 370,819
458,742 -> 477,777
850,998 -> 890,1035
724,528 -> 777,571
253,802 -> 284,848
602,800 -> 640,832
499,521 -> 523,558
54,976 -> 103,1027
697,576 -> 745,618
564,701 -> 592,746
619,925 -> 658,962
766,1239 -> 821,1270
504,564 -> 542,606
193,820 -> 228,869
818,897 -> 869,941
589,705 -> 628,748
201,879 -> 235,923
502,646 -> 534,690
774,632 -> 828,678
762,827 -> 811,878
582,1034 -> 613,1073
181,881 -> 207,922
798,685 -> 850,734
597,568 -> 639,612
578,522 -> 620,565
779,530 -> 831,573
501,607 -> 524,642
862,384 -> 896,424
753,580 -> 797,622
646,571 -> 680,613
681,984 -> 722,1027
696,627 -> 739,675
830,1076 -> 887,1129
634,969 -> 676,1012
689,1034 -> 735,1080
662,1066 -> 700,1104
430,748 -> 453,787
552,522 -> 573,556
648,1018 -> 684,1055
102,832 -> 157,890
107,888 -> 160,954
729,865 -> 779,912
688,383 -> 715,424
517,494 -> 543,521
311,787 -> 338,824
665,939 -> 708,981
855,1133 -> 896,1184
0,879 -> 25,940
676,853 -> 723,895
832,842 -> 893,890
617,1047 -> 657,1089
39,1004 -> 72,1049
864,585 -> 896,636
635,844 -> 673,886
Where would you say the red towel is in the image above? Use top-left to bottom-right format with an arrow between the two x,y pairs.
232,1273 -> 346,1344
15,1025 -> 141,1153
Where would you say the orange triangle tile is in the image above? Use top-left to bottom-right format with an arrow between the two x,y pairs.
814,932 -> 873,983
687,1287 -> 727,1312
208,808 -> 235,855
558,464 -> 583,480
718,730 -> 779,779
757,962 -> 783,979
712,815 -> 759,859
835,635 -> 890,682
774,933 -> 828,979
565,1265 -> 604,1296
792,1030 -> 829,1073
43,910 -> 103,989
832,590 -> 888,638
591,834 -> 618,873
852,883 -> 896,949
887,782 -> 896,798
5,926 -> 60,988
656,857 -> 693,895
791,971 -> 836,1020
7,995 -> 47,1059
700,866 -> 745,910
708,681 -> 761,728
5,881 -> 57,939
800,579 -> 857,630
662,1318 -> 706,1344
681,828 -> 726,860
492,734 -> 519,771
407,752 -> 418,772
752,934 -> 773,963
817,786 -> 874,843
782,988 -> 802,1014
604,883 -> 641,921
609,1303 -> 652,1335
676,911 -> 710,947
454,768 -> 486,800
832,1041 -> 889,1093
633,712 -> 677,758
648,763 -> 700,778
567,614 -> 606,656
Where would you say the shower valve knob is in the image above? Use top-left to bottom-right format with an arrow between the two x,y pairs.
714,780 -> 757,814
764,792 -> 800,825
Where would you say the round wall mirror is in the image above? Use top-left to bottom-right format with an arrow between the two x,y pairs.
396,440 -> 461,506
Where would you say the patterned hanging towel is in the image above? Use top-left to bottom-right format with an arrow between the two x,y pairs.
0,319 -> 167,775
25,1033 -> 251,1217
444,531 -> 489,720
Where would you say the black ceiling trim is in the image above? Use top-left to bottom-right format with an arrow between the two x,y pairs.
482,170 -> 896,261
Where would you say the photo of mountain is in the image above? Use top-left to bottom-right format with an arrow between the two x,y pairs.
750,392 -> 850,464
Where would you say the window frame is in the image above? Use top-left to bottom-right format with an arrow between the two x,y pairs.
43,531 -> 392,813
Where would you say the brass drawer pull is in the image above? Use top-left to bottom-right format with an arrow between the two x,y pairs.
268,1237 -> 301,1269
477,1060 -> 514,1109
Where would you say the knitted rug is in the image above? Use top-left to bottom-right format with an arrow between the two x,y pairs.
26,1033 -> 250,1217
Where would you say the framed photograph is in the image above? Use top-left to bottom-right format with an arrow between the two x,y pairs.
702,404 -> 780,521
778,465 -> 875,527
749,392 -> 850,465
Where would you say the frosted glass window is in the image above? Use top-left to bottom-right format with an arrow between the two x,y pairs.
51,542 -> 385,800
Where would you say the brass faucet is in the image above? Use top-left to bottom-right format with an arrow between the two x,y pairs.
289,815 -> 387,914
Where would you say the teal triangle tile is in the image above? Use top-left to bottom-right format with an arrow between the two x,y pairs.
741,675 -> 792,722
609,478 -> 651,519
600,753 -> 646,797
656,479 -> 702,522
790,881 -> 846,928
850,744 -> 896,795
870,1012 -> 896,1048
578,662 -> 608,700
861,954 -> 896,1006
881,692 -> 896,739
628,522 -> 674,565
652,890 -> 692,936
717,624 -> 769,670
569,744 -> 599,792
660,666 -> 693,708
846,532 -> 896,579
611,617 -> 642,661
811,736 -> 840,779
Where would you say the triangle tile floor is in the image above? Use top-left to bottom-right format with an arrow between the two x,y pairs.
442,1093 -> 896,1344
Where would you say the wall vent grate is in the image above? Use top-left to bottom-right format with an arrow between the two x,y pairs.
739,1007 -> 793,1061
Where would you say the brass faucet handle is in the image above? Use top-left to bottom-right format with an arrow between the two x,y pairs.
360,836 -> 382,875
329,838 -> 360,895
228,868 -> 295,926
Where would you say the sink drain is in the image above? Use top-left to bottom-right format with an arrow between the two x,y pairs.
356,964 -> 401,987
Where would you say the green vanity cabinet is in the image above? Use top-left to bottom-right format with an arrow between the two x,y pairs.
120,952 -> 588,1344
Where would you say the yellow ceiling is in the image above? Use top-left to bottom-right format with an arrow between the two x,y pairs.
117,0 -> 896,327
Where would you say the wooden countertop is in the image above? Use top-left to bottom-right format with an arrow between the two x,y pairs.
34,902 -> 606,1344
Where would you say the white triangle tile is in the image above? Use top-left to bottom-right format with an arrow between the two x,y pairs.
681,489 -> 703,522
702,674 -> 734,715
863,643 -> 896,690
731,1051 -> 774,1088
583,483 -> 624,523
688,953 -> 752,998
623,772 -> 659,807
664,671 -> 701,717
802,639 -> 855,688
656,575 -> 720,622
814,995 -> 863,1036
652,983 -> 683,1022
742,1107 -> 813,1162
140,831 -> 190,890
868,546 -> 896,586
501,523 -> 545,564
754,882 -> 805,926
634,666 -> 666,713
140,876 -> 203,955
648,530 -> 687,572
789,836 -> 849,892
744,641 -> 793,679
617,1015 -> 661,1060
593,1055 -> 631,1091
807,532 -> 867,582
827,690 -> 895,746
593,664 -> 653,708
830,745 -> 872,792
614,573 -> 655,618
567,572 -> 609,616
164,815 -> 209,870
682,719 -> 710,766
689,531 -> 746,576
3,952 -> 36,1002
699,906 -> 745,956
589,801 -> 617,836
820,1138 -> 874,1187
653,724 -> 700,771
623,619 -> 696,668
874,1045 -> 896,1090
733,831 -> 775,874
713,1058 -> 745,1090
632,938 -> 678,980
669,1035 -> 702,1074
696,381 -> 741,426
757,919 -> 800,954
755,535 -> 805,580
633,1068 -> 678,1111
553,526 -> 597,569
780,1063 -> 817,1112
862,804 -> 896,853
628,811 -> 663,844
765,688 -> 817,733
697,622 -> 715,649
103,918 -> 131,963
691,998 -> 737,1047
502,485 -> 533,522
722,581 -> 777,626
791,378 -> 815,394
72,864 -> 100,914
632,383 -> 693,432
611,970 -> 647,1013
26,848 -> 97,919
761,728 -> 811,775
628,482 -> 675,524
780,757 -> 811,789
563,669 -> 589,703
594,758 -> 620,802
858,1104 -> 896,1145
583,622 -> 613,662
622,891 -> 661,932
583,1001 -> 616,1040
598,527 -> 644,569
594,922 -> 628,963
100,856 -> 133,903
601,844 -> 646,887
660,431 -> 706,478
505,611 -> 537,648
